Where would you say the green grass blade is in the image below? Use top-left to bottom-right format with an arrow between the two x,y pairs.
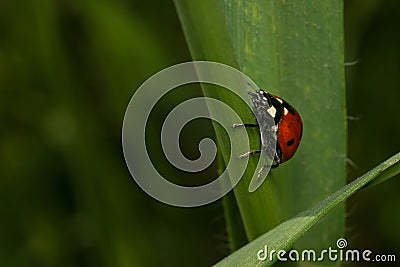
224,0 -> 347,252
214,152 -> 400,267
363,160 -> 400,188
174,0 -> 283,244
175,0 -> 346,255
222,191 -> 248,251
174,0 -> 237,65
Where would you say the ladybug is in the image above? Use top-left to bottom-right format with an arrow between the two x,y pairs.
234,90 -> 302,169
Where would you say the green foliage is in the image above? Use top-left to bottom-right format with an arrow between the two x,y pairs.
1,0 -> 400,267
214,152 -> 400,266
175,0 -> 346,260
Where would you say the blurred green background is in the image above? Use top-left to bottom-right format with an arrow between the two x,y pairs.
1,0 -> 399,266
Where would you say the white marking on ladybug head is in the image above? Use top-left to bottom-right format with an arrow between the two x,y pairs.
276,97 -> 283,104
284,107 -> 289,115
267,106 -> 277,117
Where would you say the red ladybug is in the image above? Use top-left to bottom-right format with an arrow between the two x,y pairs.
235,90 -> 302,168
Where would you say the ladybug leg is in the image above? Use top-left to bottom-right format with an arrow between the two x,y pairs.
238,149 -> 261,159
270,162 -> 280,169
271,146 -> 282,168
232,123 -> 259,128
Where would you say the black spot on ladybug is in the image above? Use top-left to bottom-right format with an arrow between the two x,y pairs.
286,138 -> 295,147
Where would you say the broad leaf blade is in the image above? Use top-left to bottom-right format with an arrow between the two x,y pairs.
174,0 -> 347,258
174,0 -> 282,244
224,0 -> 347,252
